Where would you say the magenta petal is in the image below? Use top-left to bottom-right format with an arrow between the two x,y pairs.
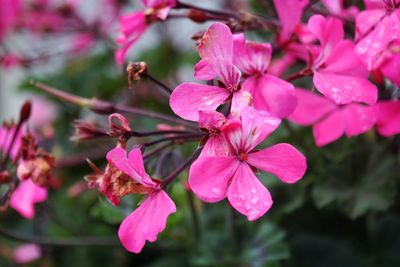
194,59 -> 218,80
9,180 -> 47,219
189,156 -> 239,202
376,101 -> 400,136
227,163 -> 272,221
13,244 -> 42,264
313,71 -> 378,105
198,110 -> 226,130
170,82 -> 230,121
288,88 -> 337,125
243,74 -> 297,119
344,104 -> 376,137
355,9 -> 386,39
247,143 -> 307,184
118,190 -> 176,253
380,54 -> 400,86
106,147 -> 157,188
273,0 -> 303,42
198,23 -> 241,88
232,33 -> 272,75
313,110 -> 345,146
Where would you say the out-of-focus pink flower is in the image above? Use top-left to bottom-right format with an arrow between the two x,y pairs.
1,53 -> 21,69
321,0 -> 358,19
308,15 -> 378,105
30,96 -> 58,130
9,179 -> 48,219
72,33 -> 95,54
376,100 -> 400,136
0,0 -> 22,41
115,0 -> 176,64
189,107 -> 306,221
233,34 -> 297,118
355,0 -> 400,70
272,0 -> 307,43
106,147 -> 176,253
0,125 -> 23,161
289,88 -> 377,146
13,244 -> 42,264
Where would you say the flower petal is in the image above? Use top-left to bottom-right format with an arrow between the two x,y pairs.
106,147 -> 157,188
376,100 -> 400,136
273,0 -> 303,42
170,82 -> 230,121
288,88 -> 337,125
9,180 -> 47,219
313,71 -> 378,105
198,22 -> 241,88
313,109 -> 345,146
247,143 -> 307,184
227,163 -> 272,221
344,104 -> 377,137
118,190 -> 176,253
189,156 -> 239,202
194,59 -> 218,80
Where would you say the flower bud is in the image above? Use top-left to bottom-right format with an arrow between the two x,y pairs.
70,120 -> 108,142
108,113 -> 132,137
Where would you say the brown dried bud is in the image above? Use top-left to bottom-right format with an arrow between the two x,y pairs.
187,9 -> 207,23
127,61 -> 148,86
17,154 -> 55,187
0,171 -> 11,184
70,120 -> 108,142
19,101 -> 32,124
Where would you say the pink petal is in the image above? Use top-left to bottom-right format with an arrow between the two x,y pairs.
355,9 -> 386,39
308,15 -> 344,63
322,40 -> 368,77
227,163 -> 272,221
189,156 -> 239,202
380,53 -> 400,86
313,109 -> 345,146
170,82 -> 230,121
242,74 -> 297,119
13,244 -> 42,264
198,110 -> 226,130
141,0 -> 176,8
200,134 -> 231,158
313,71 -> 378,105
344,104 -> 377,136
194,59 -> 217,80
118,190 -> 176,253
106,147 -> 157,188
10,180 -> 48,219
376,100 -> 400,136
268,54 -> 297,77
230,90 -> 253,117
355,14 -> 400,70
273,0 -> 303,42
288,88 -> 337,125
198,22 -> 241,89
247,143 -> 307,184
233,33 -> 272,75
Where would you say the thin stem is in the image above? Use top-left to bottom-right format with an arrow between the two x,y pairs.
0,224 -> 119,247
143,133 -> 203,147
285,70 -> 311,82
186,190 -> 201,240
145,74 -> 173,94
143,142 -> 174,160
162,148 -> 202,186
0,121 -> 22,171
176,1 -> 241,20
129,129 -> 198,138
32,81 -> 198,130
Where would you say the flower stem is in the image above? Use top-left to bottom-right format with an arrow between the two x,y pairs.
186,190 -> 201,240
144,73 -> 173,94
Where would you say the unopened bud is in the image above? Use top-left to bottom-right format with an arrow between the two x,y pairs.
70,120 -> 107,142
108,113 -> 132,137
19,101 -> 32,123
187,9 -> 207,23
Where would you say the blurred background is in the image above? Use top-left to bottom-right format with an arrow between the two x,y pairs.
1,0 -> 400,267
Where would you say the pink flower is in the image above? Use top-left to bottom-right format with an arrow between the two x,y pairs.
13,244 -> 42,264
272,0 -> 307,43
376,100 -> 400,136
289,88 -> 377,146
189,107 -> 306,221
115,0 -> 176,64
171,22 -> 297,121
9,179 -> 48,219
0,125 -> 23,161
106,147 -> 176,253
308,15 -> 378,105
321,0 -> 358,19
233,34 -> 297,118
0,0 -> 22,41
355,0 -> 400,70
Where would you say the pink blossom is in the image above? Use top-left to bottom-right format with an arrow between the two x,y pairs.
0,0 -> 22,41
376,100 -> 400,136
355,0 -> 400,70
308,15 -> 378,105
115,0 -> 176,64
171,22 -> 297,121
288,88 -> 377,146
13,244 -> 42,264
321,0 -> 358,19
189,107 -> 306,221
0,125 -> 23,161
106,147 -> 176,253
9,179 -> 48,219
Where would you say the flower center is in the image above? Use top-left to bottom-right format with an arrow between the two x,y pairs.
238,152 -> 248,161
